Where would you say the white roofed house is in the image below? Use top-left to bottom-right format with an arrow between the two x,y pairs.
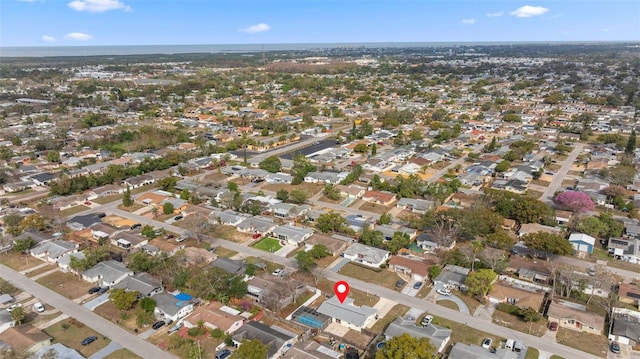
396,198 -> 435,214
236,216 -> 276,236
316,296 -> 377,332
568,233 -> 595,256
152,292 -> 195,323
82,260 -> 133,287
111,232 -> 148,250
383,317 -> 452,354
210,209 -> 248,226
29,240 -> 78,264
341,243 -> 390,269
57,252 -> 85,273
270,225 -> 314,247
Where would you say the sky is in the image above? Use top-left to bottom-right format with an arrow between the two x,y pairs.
1,0 -> 639,47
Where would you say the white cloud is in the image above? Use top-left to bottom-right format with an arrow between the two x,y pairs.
462,18 -> 476,25
68,0 -> 131,13
41,35 -> 56,43
510,5 -> 549,18
64,32 -> 93,41
240,23 -> 271,34
487,12 -> 504,17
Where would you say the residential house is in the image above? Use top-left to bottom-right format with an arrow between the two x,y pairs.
506,256 -> 551,284
236,216 -> 276,236
66,213 -> 104,231
388,255 -> 433,282
396,198 -> 434,214
265,172 -> 293,184
555,210 -> 573,226
87,184 -> 122,200
608,237 -> 640,263
56,252 -> 85,272
518,223 -> 563,237
231,321 -> 297,359
210,210 -> 248,226
303,171 -> 343,184
416,232 -> 456,252
111,232 -> 148,250
609,308 -> 640,346
487,282 -> 546,310
271,203 -> 307,220
82,260 -> 133,287
335,185 -> 365,199
448,343 -> 518,359
383,317 -> 452,354
152,292 -> 195,323
547,299 -> 605,335
617,283 -> 640,306
112,272 -> 163,297
568,233 -> 595,256
433,265 -> 470,290
247,275 -> 306,311
160,198 -> 189,214
362,190 -> 397,206
182,247 -> 217,266
341,243 -> 390,268
375,224 -> 417,241
135,192 -> 169,206
271,225 -> 314,246
32,343 -> 84,359
29,240 -> 78,264
0,310 -> 12,335
122,174 -> 155,189
143,240 -> 184,257
303,233 -> 349,256
183,301 -> 245,334
90,223 -> 121,241
0,324 -> 52,355
316,296 -> 377,332
210,258 -> 247,276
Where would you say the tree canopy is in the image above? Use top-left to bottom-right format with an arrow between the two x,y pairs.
375,333 -> 435,359
258,156 -> 282,173
522,232 -> 573,257
230,339 -> 269,359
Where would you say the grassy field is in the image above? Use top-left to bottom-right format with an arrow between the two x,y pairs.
431,315 -> 504,348
104,348 -> 142,359
339,263 -> 402,291
525,347 -> 540,359
556,327 -> 608,358
209,224 -> 252,243
213,246 -> 238,258
25,264 -> 57,278
59,205 -> 91,217
0,252 -> 43,271
357,201 -> 393,215
315,278 -> 379,307
92,194 -> 121,204
44,318 -> 110,357
452,290 -> 481,314
262,182 -> 325,198
437,299 -> 460,311
94,301 -> 139,333
37,271 -> 93,300
252,237 -> 283,252
243,256 -> 284,274
492,311 -> 548,337
369,304 -> 410,333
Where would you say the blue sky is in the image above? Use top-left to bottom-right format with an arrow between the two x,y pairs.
1,0 -> 639,46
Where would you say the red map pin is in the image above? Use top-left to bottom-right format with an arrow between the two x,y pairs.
334,281 -> 350,303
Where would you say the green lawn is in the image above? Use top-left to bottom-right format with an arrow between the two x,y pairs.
44,318 -> 110,357
431,315 -> 504,348
92,195 -> 121,204
525,347 -> 539,359
213,246 -> 238,258
252,237 -> 283,252
338,262 -> 403,291
59,205 -> 90,217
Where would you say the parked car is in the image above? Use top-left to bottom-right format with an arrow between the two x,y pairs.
84,201 -> 92,206
97,287 -> 109,295
81,336 -> 98,346
436,288 -> 452,296
130,223 -> 141,230
33,303 -> 45,313
610,341 -> 620,354
549,322 -> 558,331
395,280 -> 406,288
215,349 -> 232,359
482,338 -> 492,349
176,235 -> 186,243
88,286 -> 100,294
152,321 -> 166,330
421,315 -> 433,326
272,268 -> 285,276
6,303 -> 22,312
413,281 -> 423,290
168,322 -> 183,334
173,215 -> 183,221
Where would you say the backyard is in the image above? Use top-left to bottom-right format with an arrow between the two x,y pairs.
252,237 -> 283,252
44,318 -> 110,357
338,262 -> 403,291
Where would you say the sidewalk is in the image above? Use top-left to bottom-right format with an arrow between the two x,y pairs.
19,261 -> 49,275
36,313 -> 69,329
30,268 -> 59,280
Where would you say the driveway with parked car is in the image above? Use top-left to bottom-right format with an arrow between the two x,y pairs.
83,293 -> 110,311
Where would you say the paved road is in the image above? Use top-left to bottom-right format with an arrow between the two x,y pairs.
0,265 -> 178,359
539,143 -> 586,203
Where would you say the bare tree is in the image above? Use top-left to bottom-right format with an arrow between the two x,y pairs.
479,247 -> 508,272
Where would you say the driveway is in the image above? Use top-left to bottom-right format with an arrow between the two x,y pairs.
0,264 -> 177,359
400,280 -> 421,297
328,258 -> 350,273
89,341 -> 123,359
83,293 -> 110,311
437,294 -> 470,315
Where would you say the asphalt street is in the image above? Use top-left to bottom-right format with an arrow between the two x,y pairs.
0,264 -> 178,359
539,143 -> 586,203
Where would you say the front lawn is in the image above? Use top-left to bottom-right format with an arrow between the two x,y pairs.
212,246 -> 238,259
431,315 -> 504,348
492,310 -> 547,337
369,304 -> 409,333
92,195 -> 121,205
36,271 -> 93,300
44,318 -> 110,357
252,237 -> 283,252
0,252 -> 43,271
555,327 -> 608,357
59,205 -> 91,217
338,262 -> 402,291
315,278 -> 379,307
525,347 -> 540,359
104,348 -> 142,359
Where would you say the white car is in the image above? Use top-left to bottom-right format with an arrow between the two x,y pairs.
421,315 -> 433,326
33,302 -> 45,313
271,268 -> 285,276
482,338 -> 492,349
436,288 -> 452,296
6,303 -> 22,312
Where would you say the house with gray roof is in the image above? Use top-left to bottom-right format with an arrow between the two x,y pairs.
265,172 -> 293,184
396,198 -> 434,214
609,308 -> 640,346
231,321 -> 297,359
271,225 -> 314,246
57,252 -> 85,273
449,343 -> 518,359
210,209 -> 248,226
375,224 -> 417,241
342,243 -> 390,268
210,258 -> 247,276
82,260 -> 133,287
433,264 -> 470,290
303,171 -> 344,184
111,232 -> 148,250
316,296 -> 377,332
113,272 -> 163,297
152,292 -> 195,322
29,240 -> 78,264
237,216 -> 276,235
383,317 -> 452,354
32,343 -> 84,359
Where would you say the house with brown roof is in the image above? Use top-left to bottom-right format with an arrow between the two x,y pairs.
618,283 -> 640,306
555,210 -> 573,226
304,233 -> 349,256
487,282 -> 546,310
547,299 -> 605,335
518,223 -> 563,237
335,184 -> 365,199
145,240 -> 184,257
182,247 -> 217,266
135,192 -> 169,206
183,301 -> 245,334
388,255 -> 433,282
0,324 -> 52,355
362,190 -> 397,206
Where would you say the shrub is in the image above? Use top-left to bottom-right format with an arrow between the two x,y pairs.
496,303 -> 520,315
61,323 -> 70,330
188,327 -> 207,337
210,328 -> 225,338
